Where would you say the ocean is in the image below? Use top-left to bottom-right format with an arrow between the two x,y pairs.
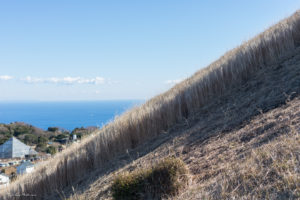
0,100 -> 142,131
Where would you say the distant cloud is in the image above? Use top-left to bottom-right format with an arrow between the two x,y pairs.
22,76 -> 43,83
21,76 -> 106,85
0,75 -> 13,81
165,79 -> 182,85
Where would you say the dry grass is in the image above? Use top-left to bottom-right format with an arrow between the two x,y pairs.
219,132 -> 300,199
111,157 -> 188,200
71,97 -> 300,200
1,10 -> 300,200
174,96 -> 300,200
181,129 -> 300,200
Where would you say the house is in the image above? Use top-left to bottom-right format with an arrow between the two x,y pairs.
0,137 -> 37,159
0,174 -> 9,189
72,134 -> 77,141
16,161 -> 34,175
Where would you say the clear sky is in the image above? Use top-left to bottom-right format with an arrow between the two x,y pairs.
0,0 -> 299,101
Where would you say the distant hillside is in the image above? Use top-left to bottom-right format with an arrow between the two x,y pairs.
1,10 -> 300,200
0,122 -> 97,155
0,122 -> 52,144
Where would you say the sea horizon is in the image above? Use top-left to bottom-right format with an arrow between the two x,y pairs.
0,100 -> 143,131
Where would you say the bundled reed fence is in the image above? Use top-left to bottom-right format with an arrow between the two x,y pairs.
2,10 -> 300,199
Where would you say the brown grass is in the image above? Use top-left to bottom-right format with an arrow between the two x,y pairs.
219,132 -> 300,199
1,10 -> 300,200
179,126 -> 300,200
111,157 -> 188,200
173,96 -> 300,200
69,97 -> 300,199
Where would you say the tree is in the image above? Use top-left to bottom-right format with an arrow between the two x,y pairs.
24,134 -> 38,145
35,143 -> 47,152
55,134 -> 69,140
46,146 -> 57,155
14,125 -> 32,136
48,127 -> 59,132
38,136 -> 48,145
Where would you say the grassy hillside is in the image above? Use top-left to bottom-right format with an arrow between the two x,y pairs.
67,44 -> 300,199
1,10 -> 300,200
69,97 -> 300,200
177,97 -> 300,199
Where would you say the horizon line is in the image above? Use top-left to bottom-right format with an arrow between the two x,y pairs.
0,99 -> 145,103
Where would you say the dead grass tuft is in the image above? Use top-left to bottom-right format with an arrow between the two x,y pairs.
111,157 -> 189,200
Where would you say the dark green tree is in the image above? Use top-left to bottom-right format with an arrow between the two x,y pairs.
46,146 -> 57,155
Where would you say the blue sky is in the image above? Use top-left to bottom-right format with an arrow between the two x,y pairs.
0,0 -> 299,101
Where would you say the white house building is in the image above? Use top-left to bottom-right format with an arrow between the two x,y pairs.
72,134 -> 77,141
16,161 -> 34,175
0,174 -> 9,189
0,137 -> 37,159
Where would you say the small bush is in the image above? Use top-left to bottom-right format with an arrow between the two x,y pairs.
24,134 -> 38,145
48,127 -> 59,132
35,143 -> 47,152
46,146 -> 57,155
112,157 -> 188,200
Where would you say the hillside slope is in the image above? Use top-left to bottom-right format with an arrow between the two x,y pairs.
66,45 -> 300,200
2,10 -> 300,200
70,99 -> 300,200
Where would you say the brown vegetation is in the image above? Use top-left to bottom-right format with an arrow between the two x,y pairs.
176,98 -> 300,199
1,10 -> 300,200
65,96 -> 300,200
111,157 -> 188,200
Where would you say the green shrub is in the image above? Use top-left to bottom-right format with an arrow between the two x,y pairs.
13,125 -> 32,136
35,143 -> 47,152
38,136 -> 48,145
46,146 -> 57,155
112,157 -> 188,200
24,134 -> 38,145
55,134 -> 69,140
48,127 -> 59,132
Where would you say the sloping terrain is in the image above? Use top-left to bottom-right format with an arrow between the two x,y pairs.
70,99 -> 300,200
66,45 -> 300,200
1,10 -> 300,200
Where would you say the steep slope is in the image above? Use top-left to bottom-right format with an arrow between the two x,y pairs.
2,10 -> 300,200
67,45 -> 300,200
70,98 -> 300,200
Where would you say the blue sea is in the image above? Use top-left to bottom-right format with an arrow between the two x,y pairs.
0,100 -> 142,131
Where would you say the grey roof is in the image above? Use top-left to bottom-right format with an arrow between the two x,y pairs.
29,148 -> 38,155
0,137 -> 37,158
18,161 -> 34,168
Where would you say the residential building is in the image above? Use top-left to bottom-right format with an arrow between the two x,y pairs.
0,174 -> 9,189
0,137 -> 37,159
16,161 -> 35,175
